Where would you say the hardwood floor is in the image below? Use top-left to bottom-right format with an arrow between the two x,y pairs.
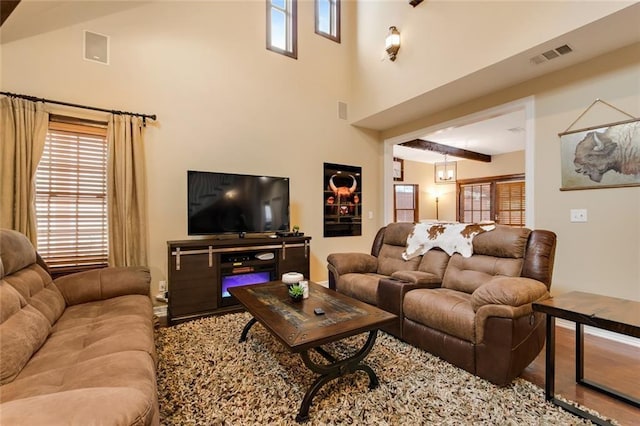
521,325 -> 640,425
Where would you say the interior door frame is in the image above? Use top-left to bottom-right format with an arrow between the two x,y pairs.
383,96 -> 535,228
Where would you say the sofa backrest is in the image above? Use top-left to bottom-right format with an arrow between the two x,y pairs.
374,223 -> 421,276
442,225 -> 531,294
0,229 -> 66,384
521,229 -> 557,289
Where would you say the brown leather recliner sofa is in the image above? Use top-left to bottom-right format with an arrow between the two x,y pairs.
327,222 -> 556,386
0,229 -> 159,425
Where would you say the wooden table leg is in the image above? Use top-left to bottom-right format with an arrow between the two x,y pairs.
545,314 -> 555,401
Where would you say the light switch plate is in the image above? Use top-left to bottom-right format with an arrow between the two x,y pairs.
570,209 -> 587,223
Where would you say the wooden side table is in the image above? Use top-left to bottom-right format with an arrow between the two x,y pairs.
532,291 -> 640,425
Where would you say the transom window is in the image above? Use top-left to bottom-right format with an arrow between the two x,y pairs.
315,0 -> 340,42
267,0 -> 297,59
35,118 -> 109,272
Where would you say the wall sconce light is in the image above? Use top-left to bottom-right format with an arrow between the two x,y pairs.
435,154 -> 457,184
409,0 -> 424,6
385,26 -> 401,61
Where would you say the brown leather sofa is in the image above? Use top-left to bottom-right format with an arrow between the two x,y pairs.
327,222 -> 556,386
0,229 -> 159,425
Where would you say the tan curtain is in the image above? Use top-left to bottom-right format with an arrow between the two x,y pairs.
0,97 -> 49,244
107,114 -> 148,267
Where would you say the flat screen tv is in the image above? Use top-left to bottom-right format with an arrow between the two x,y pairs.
187,170 -> 290,236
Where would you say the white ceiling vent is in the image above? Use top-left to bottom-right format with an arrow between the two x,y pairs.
530,44 -> 573,65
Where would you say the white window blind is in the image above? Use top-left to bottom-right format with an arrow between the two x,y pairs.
35,120 -> 109,269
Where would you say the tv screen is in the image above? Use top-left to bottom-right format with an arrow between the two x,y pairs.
187,170 -> 290,235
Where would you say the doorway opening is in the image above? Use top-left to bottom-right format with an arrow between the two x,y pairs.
383,97 -> 535,227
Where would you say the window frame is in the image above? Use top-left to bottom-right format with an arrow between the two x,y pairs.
315,0 -> 341,43
456,174 -> 525,227
35,116 -> 109,275
394,183 -> 419,223
266,0 -> 298,59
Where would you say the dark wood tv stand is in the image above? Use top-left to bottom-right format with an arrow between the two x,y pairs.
167,235 -> 311,325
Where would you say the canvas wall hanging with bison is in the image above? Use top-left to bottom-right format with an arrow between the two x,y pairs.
560,118 -> 640,190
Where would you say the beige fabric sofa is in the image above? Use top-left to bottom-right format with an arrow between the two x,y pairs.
0,229 -> 159,425
327,222 -> 557,386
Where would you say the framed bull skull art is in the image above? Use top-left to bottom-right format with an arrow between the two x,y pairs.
559,117 -> 640,191
323,162 -> 362,237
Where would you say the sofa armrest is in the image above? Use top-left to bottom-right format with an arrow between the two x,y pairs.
390,270 -> 442,286
471,276 -> 549,312
54,266 -> 151,306
327,253 -> 377,275
378,278 -> 439,318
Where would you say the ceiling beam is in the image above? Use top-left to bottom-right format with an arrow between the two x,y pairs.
1,1 -> 21,27
401,139 -> 492,163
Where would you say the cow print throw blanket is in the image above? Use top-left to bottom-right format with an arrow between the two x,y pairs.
402,222 -> 496,260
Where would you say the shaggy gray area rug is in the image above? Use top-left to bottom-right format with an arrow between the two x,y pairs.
156,312 -> 613,425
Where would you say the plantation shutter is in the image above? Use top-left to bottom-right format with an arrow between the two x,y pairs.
35,120 -> 109,269
496,180 -> 525,227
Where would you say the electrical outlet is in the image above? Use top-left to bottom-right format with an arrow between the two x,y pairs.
159,280 -> 167,292
570,209 -> 587,223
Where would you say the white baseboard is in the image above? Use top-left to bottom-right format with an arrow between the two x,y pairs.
556,318 -> 640,348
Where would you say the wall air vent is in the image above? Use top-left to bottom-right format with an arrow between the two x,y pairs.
530,44 -> 573,65
83,30 -> 110,65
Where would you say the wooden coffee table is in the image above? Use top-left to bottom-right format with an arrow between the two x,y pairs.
532,291 -> 640,425
229,280 -> 396,422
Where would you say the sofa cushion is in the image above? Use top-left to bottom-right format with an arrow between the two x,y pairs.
0,284 -> 51,385
472,225 -> 531,258
382,222 -> 416,246
0,229 -> 37,277
471,276 -> 549,312
16,294 -> 156,380
0,387 -> 154,426
442,254 -> 524,294
336,273 -> 383,306
403,288 -> 476,342
0,350 -> 156,422
417,249 -> 450,278
3,264 -> 66,325
377,244 -> 420,276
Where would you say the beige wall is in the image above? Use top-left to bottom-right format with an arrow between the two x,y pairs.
1,1 -> 384,293
2,2 -> 638,303
351,0 -> 633,123
400,151 -> 525,222
383,44 -> 640,301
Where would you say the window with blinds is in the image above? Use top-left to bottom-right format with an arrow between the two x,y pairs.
394,184 -> 419,223
35,120 -> 109,270
496,180 -> 525,227
457,174 -> 525,227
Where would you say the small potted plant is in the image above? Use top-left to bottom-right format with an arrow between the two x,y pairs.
288,283 -> 304,302
292,225 -> 300,236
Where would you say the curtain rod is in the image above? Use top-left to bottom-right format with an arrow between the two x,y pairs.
0,91 -> 157,122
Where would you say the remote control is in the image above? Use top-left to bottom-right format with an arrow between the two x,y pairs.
313,308 -> 325,315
